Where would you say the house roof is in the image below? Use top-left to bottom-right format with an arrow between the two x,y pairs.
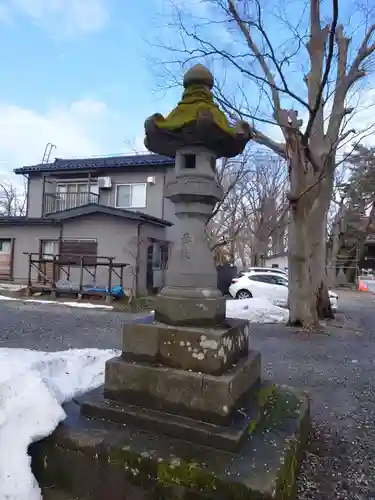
263,251 -> 287,259
45,203 -> 173,227
0,217 -> 58,226
14,153 -> 175,175
0,204 -> 172,227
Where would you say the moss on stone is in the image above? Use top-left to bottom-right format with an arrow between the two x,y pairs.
32,385 -> 309,500
102,387 -> 302,498
275,437 -> 298,500
247,383 -> 278,435
154,84 -> 236,137
263,389 -> 301,429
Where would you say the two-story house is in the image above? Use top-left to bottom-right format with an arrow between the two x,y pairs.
0,153 -> 177,295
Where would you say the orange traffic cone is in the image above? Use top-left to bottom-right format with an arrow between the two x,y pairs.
358,280 -> 369,291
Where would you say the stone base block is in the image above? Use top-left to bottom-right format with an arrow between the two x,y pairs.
104,351 -> 261,425
31,385 -> 310,500
122,319 -> 249,375
81,382 -> 265,453
154,294 -> 226,326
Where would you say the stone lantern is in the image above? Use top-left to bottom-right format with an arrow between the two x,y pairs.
144,64 -> 251,326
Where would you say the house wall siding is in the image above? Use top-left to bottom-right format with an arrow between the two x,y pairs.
262,255 -> 288,270
27,175 -> 45,217
60,214 -> 138,291
0,214 -> 169,295
27,169 -> 169,220
98,170 -> 166,219
0,225 -> 60,281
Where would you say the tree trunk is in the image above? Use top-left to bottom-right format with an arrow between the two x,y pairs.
308,222 -> 333,320
288,197 -> 317,326
288,208 -> 333,326
287,142 -> 334,327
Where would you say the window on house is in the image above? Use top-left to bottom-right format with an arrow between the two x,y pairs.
152,242 -> 169,270
56,183 -> 99,210
60,239 -> 97,266
115,183 -> 147,209
41,240 -> 59,260
0,239 -> 11,253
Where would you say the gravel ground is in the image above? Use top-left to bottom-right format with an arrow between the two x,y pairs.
1,292 -> 375,499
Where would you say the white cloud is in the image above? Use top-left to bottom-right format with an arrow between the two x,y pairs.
0,99 -> 115,185
6,0 -> 109,36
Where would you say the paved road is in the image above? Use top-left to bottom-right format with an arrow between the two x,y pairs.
0,300 -> 140,351
1,292 -> 374,499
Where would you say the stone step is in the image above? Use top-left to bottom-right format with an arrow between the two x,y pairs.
80,381 -> 263,453
31,384 -> 310,500
43,487 -> 79,499
104,350 -> 261,425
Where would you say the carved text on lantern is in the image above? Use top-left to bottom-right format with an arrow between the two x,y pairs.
180,232 -> 192,259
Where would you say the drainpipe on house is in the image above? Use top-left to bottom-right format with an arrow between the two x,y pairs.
58,224 -> 63,246
23,174 -> 29,216
41,174 -> 46,217
161,171 -> 166,219
135,222 -> 145,296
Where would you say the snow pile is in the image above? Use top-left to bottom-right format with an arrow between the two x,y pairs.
226,297 -> 289,324
0,348 -> 119,500
0,294 -> 114,309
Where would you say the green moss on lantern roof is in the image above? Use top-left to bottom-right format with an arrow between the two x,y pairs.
154,83 -> 236,136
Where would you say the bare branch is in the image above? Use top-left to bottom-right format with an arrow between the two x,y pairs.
303,0 -> 339,142
327,22 -> 375,143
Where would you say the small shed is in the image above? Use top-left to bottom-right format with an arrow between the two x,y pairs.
262,252 -> 288,270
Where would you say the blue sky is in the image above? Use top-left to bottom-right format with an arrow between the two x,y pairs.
0,0 -> 374,185
0,0 -> 178,116
0,0 -> 183,182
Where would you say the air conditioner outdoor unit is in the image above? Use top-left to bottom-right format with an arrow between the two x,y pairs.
98,176 -> 112,189
147,176 -> 156,185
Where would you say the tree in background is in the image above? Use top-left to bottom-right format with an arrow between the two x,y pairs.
155,0 -> 375,326
208,152 -> 288,267
0,182 -> 26,216
344,145 -> 375,270
325,144 -> 375,285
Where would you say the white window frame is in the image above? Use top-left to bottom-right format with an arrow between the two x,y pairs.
56,182 -> 98,194
115,183 -> 147,209
56,182 -> 99,210
41,240 -> 59,261
0,239 -> 11,253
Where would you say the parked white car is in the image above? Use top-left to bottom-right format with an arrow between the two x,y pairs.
246,267 -> 288,277
229,272 -> 338,311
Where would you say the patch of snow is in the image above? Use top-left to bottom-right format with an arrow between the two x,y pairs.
226,297 -> 289,324
0,347 -> 120,500
0,295 -> 114,309
0,283 -> 27,292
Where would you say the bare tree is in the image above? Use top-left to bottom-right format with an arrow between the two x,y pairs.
208,151 -> 288,267
0,181 -> 26,216
326,196 -> 346,286
154,0 -> 375,326
326,160 -> 349,286
240,154 -> 288,265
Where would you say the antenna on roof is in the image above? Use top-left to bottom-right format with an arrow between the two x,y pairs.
41,143 -> 56,164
